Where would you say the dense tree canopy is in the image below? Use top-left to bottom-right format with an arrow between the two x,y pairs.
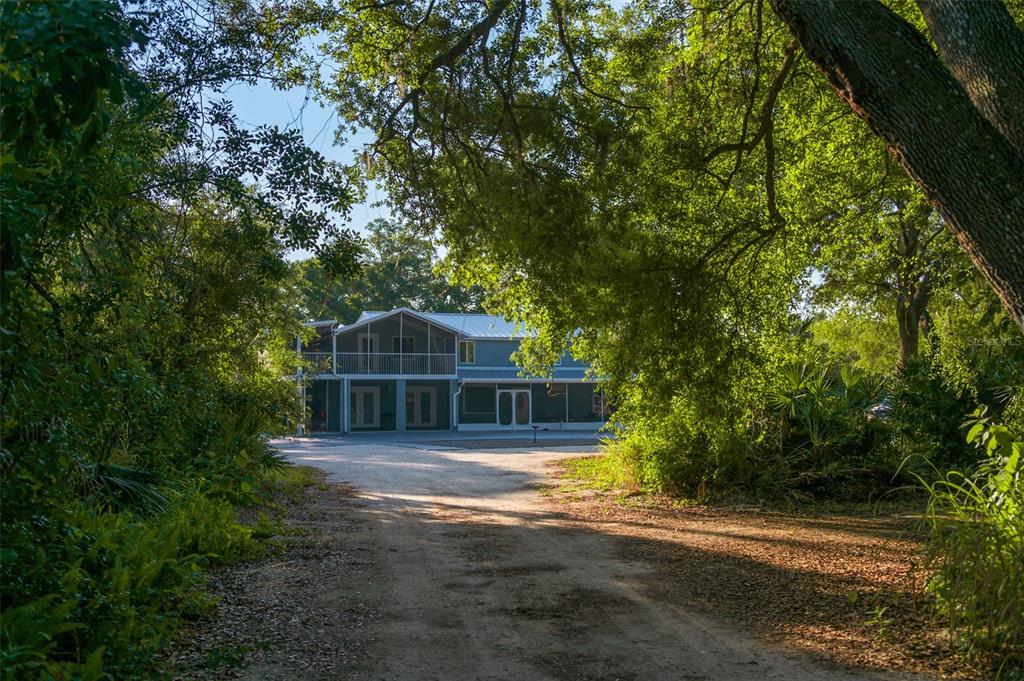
1,1 -> 361,676
259,0 -> 1022,407
2,0 -> 1022,675
256,0 -> 1024,503
291,218 -> 483,323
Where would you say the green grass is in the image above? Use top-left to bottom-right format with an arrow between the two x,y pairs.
559,451 -> 924,518
560,453 -> 635,492
260,464 -> 325,502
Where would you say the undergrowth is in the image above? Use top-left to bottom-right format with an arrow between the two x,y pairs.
0,455 -> 321,681
920,411 -> 1023,677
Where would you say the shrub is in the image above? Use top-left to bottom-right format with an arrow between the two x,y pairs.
921,409 -> 1023,675
0,483 -> 264,680
888,357 -> 980,471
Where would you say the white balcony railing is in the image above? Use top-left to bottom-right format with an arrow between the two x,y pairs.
337,352 -> 455,375
301,352 -> 333,373
302,352 -> 456,375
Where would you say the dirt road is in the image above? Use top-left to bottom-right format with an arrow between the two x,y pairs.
209,439 -> 924,681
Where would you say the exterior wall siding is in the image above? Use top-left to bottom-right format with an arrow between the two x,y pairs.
462,339 -> 584,370
462,340 -> 519,367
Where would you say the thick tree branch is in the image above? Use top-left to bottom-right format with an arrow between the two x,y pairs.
376,0 -> 514,144
770,0 -> 1024,329
702,39 -> 798,164
917,0 -> 1024,158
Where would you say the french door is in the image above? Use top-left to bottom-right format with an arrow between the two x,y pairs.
350,386 -> 379,428
406,387 -> 436,427
497,389 -> 531,428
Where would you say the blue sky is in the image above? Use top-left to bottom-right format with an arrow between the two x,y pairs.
225,80 -> 391,259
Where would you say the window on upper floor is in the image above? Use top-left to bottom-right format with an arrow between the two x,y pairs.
458,340 -> 476,364
393,336 -> 415,353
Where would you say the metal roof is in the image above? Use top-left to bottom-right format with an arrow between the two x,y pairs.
358,310 -> 534,339
457,368 -> 592,381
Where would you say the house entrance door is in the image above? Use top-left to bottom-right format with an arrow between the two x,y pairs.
406,387 -> 436,427
497,390 -> 530,428
350,387 -> 379,428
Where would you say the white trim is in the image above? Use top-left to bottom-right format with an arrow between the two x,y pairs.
496,389 -> 531,429
336,308 -> 462,336
318,374 -> 589,382
458,377 -> 598,384
350,386 -> 380,428
458,340 -> 476,364
457,422 -> 604,432
451,381 -> 461,431
558,422 -> 606,431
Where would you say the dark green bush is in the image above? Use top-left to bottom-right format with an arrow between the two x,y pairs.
921,411 -> 1023,675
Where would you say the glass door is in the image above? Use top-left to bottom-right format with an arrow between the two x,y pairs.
406,387 -> 435,427
350,387 -> 379,428
498,391 -> 513,426
497,390 -> 530,428
514,391 -> 530,426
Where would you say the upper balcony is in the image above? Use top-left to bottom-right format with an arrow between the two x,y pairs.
302,351 -> 456,376
298,308 -> 463,377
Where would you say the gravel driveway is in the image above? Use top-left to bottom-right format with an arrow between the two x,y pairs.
228,438 -> 926,681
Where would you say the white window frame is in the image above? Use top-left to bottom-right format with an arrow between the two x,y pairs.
458,340 -> 476,364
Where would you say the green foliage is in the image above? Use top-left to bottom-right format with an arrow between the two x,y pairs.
920,411 -> 1024,674
560,453 -> 636,492
811,304 -> 899,376
291,218 -> 483,323
606,354 -> 900,501
1,0 -> 358,676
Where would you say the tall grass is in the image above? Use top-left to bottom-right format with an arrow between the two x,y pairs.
920,409 -> 1023,676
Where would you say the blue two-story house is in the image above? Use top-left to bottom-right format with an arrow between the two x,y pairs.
297,308 -> 608,433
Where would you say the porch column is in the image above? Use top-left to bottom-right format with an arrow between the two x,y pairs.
342,378 -> 350,433
331,331 -> 337,374
396,378 -> 407,432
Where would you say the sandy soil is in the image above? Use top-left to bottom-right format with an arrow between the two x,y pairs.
174,441 -> 940,680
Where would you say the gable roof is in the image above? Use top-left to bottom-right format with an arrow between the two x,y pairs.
356,310 -> 534,339
337,307 -> 463,336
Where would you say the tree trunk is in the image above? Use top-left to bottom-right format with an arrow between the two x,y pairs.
895,285 -> 929,369
769,0 -> 1024,330
918,0 -> 1024,157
